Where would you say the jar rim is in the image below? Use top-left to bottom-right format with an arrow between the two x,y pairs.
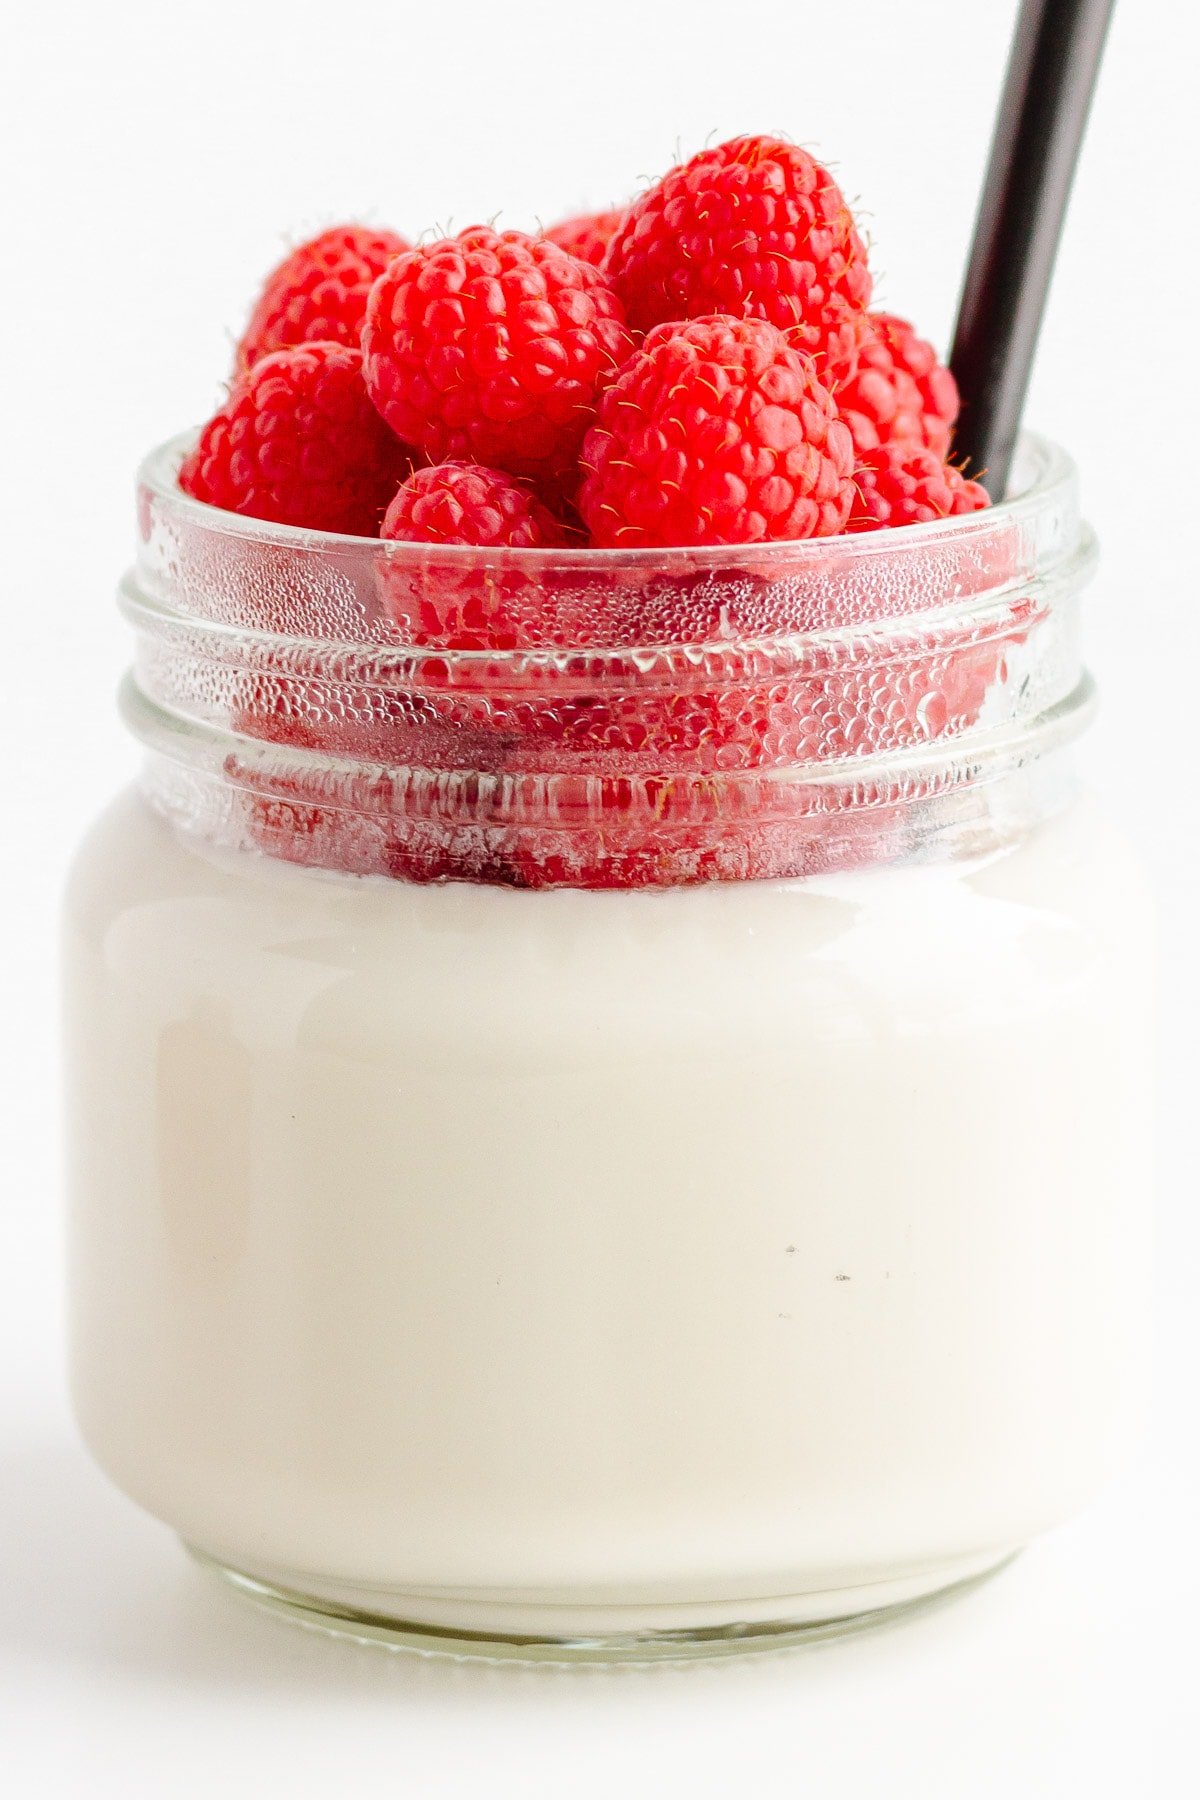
140,429 -> 1075,569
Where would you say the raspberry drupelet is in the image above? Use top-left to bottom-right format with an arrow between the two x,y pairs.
235,224 -> 409,370
579,314 -> 856,548
179,341 -> 411,535
362,226 -> 634,488
603,134 -> 871,350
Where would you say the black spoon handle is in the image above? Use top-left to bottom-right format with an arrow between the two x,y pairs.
950,0 -> 1116,498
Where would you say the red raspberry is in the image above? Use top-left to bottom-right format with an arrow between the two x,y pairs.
379,462 -> 578,652
578,314 -> 856,548
179,341 -> 411,535
235,225 -> 409,370
603,135 -> 871,349
381,462 -> 570,550
847,444 -> 990,532
545,208 -> 626,267
824,312 -> 959,457
871,314 -> 959,453
362,226 -> 634,485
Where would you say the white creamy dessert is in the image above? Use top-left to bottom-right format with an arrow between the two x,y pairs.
66,786 -> 1152,1641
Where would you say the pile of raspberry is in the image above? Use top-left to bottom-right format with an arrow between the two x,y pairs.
181,133 -> 987,582
177,137 -> 1010,889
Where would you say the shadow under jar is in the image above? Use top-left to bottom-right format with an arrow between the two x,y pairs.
64,434 -> 1153,1661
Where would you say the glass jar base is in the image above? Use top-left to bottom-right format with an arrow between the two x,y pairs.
186,1543 -> 1019,1666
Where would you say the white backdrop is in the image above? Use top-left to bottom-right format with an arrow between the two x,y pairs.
2,1 -> 1196,1793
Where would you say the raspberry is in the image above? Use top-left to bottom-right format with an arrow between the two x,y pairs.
603,135 -> 871,348
824,312 -> 959,457
545,208 -> 626,267
235,225 -> 409,370
379,462 -> 578,652
578,314 -> 856,548
381,462 -> 570,550
847,444 -> 990,532
179,340 -> 411,535
362,226 -> 634,485
871,314 -> 959,454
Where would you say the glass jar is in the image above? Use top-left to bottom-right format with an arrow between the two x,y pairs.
65,434 -> 1153,1660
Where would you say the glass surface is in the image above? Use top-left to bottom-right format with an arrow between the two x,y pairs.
126,433 -> 1092,885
